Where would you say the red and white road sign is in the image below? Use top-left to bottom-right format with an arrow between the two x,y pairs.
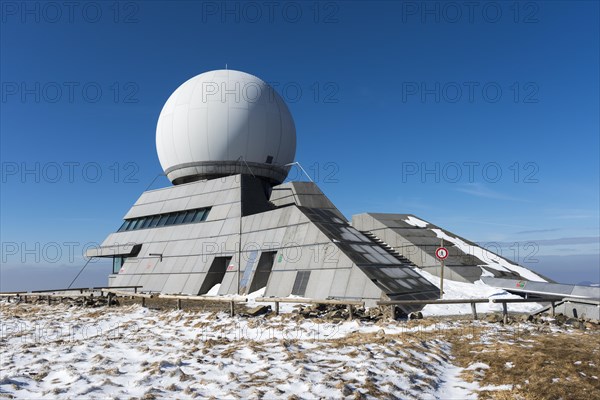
435,247 -> 449,260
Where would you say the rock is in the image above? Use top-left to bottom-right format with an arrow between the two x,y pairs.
367,308 -> 385,320
485,314 -> 502,323
519,314 -> 533,322
353,391 -> 366,400
246,305 -> 271,316
555,314 -> 568,325
325,310 -> 345,319
408,312 -> 423,320
565,318 -> 579,326
585,322 -> 596,329
341,384 -> 353,396
309,303 -> 328,312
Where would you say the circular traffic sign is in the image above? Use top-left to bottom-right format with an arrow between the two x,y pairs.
435,247 -> 449,260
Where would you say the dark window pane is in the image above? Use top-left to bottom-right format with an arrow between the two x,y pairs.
174,211 -> 186,224
157,214 -> 169,227
166,213 -> 177,225
291,271 -> 311,296
148,215 -> 160,228
201,208 -> 210,221
183,210 -> 195,223
118,220 -> 130,232
141,217 -> 153,229
192,210 -> 205,222
136,218 -> 148,230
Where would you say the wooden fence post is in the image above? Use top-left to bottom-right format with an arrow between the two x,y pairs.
470,302 -> 478,320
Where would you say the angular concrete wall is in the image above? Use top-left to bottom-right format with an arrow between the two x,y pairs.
269,181 -> 346,220
90,176 -> 440,309
352,213 -> 549,283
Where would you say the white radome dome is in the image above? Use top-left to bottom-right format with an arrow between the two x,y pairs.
156,69 -> 296,185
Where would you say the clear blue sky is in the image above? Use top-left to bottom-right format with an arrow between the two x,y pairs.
1,0 -> 598,290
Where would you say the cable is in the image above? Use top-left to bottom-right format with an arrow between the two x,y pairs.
66,257 -> 92,289
143,172 -> 166,192
66,172 -> 164,290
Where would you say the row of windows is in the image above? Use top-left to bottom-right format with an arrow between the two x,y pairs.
118,208 -> 211,232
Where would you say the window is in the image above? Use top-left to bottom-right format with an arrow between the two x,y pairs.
116,207 -> 211,232
118,220 -> 131,232
193,209 -> 206,222
148,215 -> 161,228
112,256 -> 125,274
174,212 -> 186,224
291,271 -> 311,296
183,210 -> 195,223
140,217 -> 153,229
157,214 -> 169,227
166,213 -> 177,225
130,219 -> 143,230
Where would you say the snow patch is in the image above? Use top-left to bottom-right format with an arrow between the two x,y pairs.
430,228 -> 547,282
466,362 -> 490,370
404,215 -> 429,228
416,269 -> 543,316
205,283 -> 221,296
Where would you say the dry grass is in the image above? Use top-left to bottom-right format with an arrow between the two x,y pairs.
4,300 -> 599,399
448,326 -> 600,400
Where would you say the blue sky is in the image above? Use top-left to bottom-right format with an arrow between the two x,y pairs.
1,0 -> 598,290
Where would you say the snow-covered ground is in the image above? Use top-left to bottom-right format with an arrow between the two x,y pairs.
416,269 -> 543,316
0,301 -> 526,399
0,256 -> 555,399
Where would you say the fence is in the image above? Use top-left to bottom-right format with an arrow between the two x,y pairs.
378,297 -> 558,322
1,288 -> 559,321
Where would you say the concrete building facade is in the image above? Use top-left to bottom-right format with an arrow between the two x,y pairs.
88,175 -> 440,308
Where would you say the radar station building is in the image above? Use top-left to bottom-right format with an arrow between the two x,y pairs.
87,70 -> 550,309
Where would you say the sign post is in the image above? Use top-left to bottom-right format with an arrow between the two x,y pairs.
435,240 -> 448,299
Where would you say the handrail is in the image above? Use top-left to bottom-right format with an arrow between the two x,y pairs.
255,297 -> 364,306
15,285 -> 144,294
254,296 -> 364,320
378,298 -> 490,306
158,294 -> 247,303
377,297 -> 559,321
